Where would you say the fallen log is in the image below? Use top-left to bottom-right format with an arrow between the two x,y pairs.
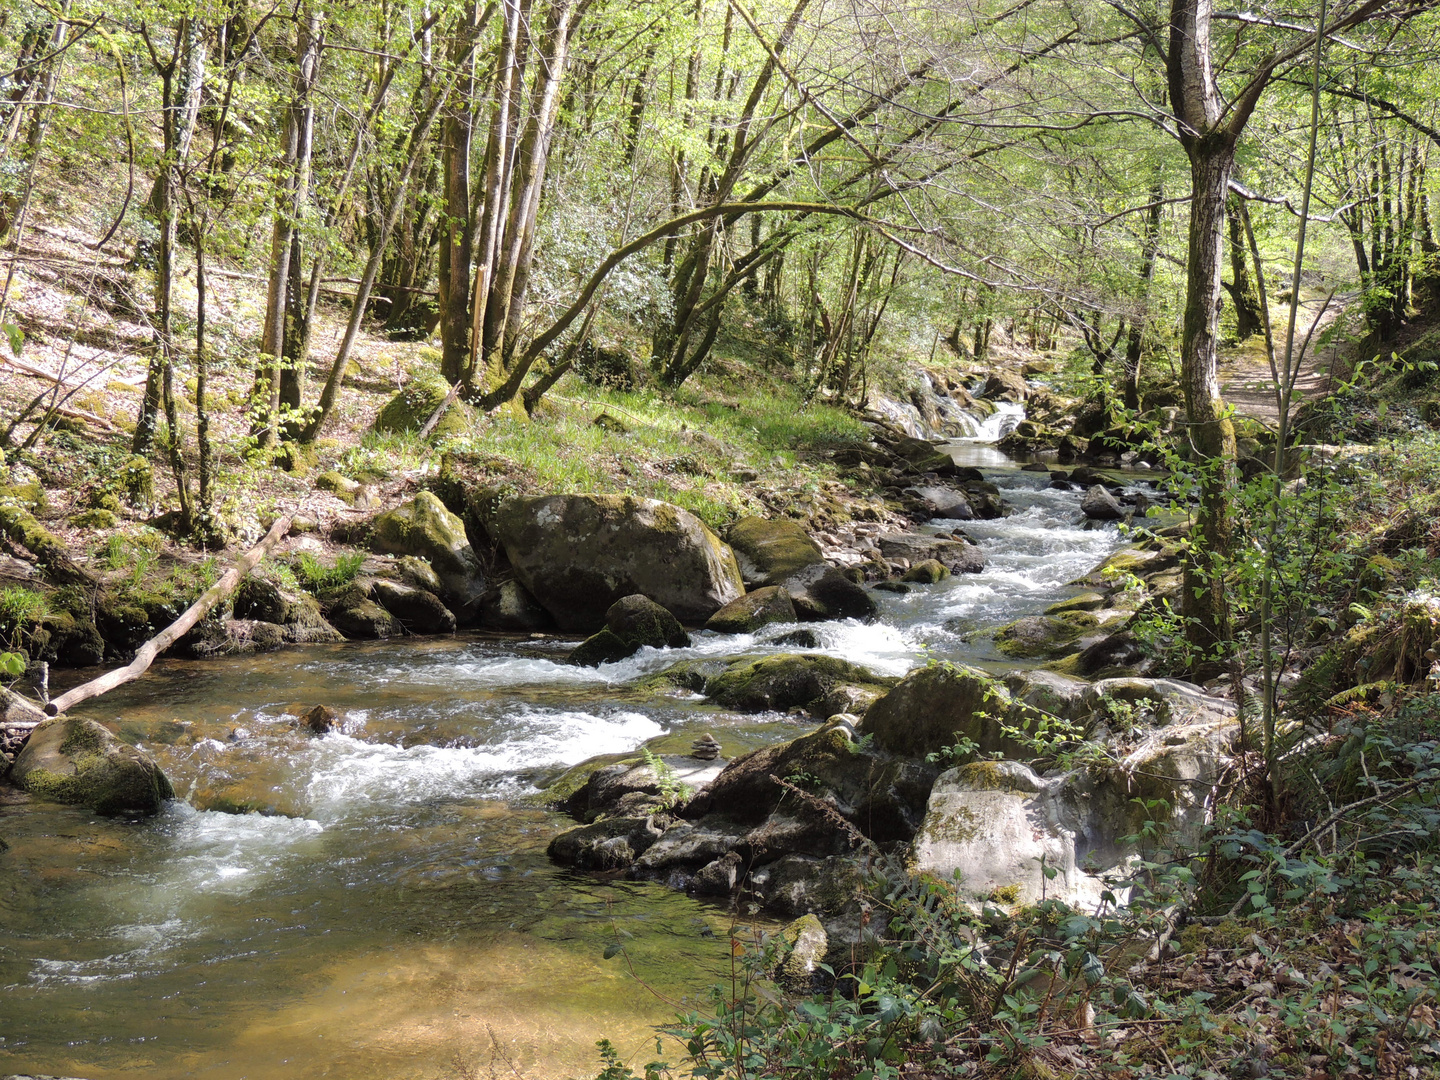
44,515 -> 293,717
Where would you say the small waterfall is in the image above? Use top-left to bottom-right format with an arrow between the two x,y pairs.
872,371 -> 1026,443
963,401 -> 1025,442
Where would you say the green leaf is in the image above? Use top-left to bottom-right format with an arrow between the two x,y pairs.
2,322 -> 21,357
603,942 -> 624,960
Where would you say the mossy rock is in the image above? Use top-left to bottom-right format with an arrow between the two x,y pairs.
858,663 -> 1028,760
901,559 -> 949,584
704,586 -> 797,634
704,653 -> 894,713
316,471 -> 361,504
374,373 -> 474,440
491,493 -> 743,631
568,628 -> 635,667
371,491 -> 486,618
10,716 -> 174,815
0,481 -> 47,513
70,508 -> 119,529
35,610 -> 105,667
993,613 -> 1096,659
1045,591 -> 1106,614
94,590 -> 155,659
118,455 -> 154,508
726,517 -> 824,587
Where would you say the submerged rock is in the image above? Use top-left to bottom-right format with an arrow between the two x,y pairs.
491,494 -> 743,630
10,716 -> 173,815
727,517 -> 825,587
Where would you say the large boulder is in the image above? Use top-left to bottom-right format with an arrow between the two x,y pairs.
783,563 -> 878,622
978,370 -> 1029,401
726,518 -> 825,587
909,761 -> 1109,909
319,582 -> 403,639
890,437 -> 955,474
490,494 -> 743,631
10,716 -> 174,815
1080,484 -> 1125,520
369,578 -> 457,634
705,653 -> 892,714
704,586 -> 797,634
371,492 -> 486,620
876,532 -> 985,575
373,372 -> 474,440
685,720 -> 933,844
910,714 -> 1237,907
569,594 -> 690,666
859,663 -> 1030,760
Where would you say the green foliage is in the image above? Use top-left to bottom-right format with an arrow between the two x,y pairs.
640,747 -> 692,813
0,585 -> 46,649
292,551 -> 365,593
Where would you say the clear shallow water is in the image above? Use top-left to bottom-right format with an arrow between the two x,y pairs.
0,441 -> 1153,1080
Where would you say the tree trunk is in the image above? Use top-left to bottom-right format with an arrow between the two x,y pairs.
1225,192 -> 1263,339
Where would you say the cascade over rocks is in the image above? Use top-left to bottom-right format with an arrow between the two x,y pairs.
490,494 -> 743,630
9,716 -> 174,815
876,532 -> 985,575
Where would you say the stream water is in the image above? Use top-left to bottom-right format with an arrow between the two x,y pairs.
0,435 -> 1149,1080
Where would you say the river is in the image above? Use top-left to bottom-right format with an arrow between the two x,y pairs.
0,437 -> 1145,1080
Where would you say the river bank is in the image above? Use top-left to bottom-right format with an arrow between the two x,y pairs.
0,369 -> 1219,1079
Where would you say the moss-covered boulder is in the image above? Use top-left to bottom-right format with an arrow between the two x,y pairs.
10,716 -> 174,815
373,372 -> 474,440
33,610 -> 105,667
684,720 -> 934,844
726,517 -> 824,587
316,470 -> 361,504
490,494 -> 743,631
318,582 -> 402,639
1045,592 -> 1106,614
233,577 -> 344,644
704,586 -> 797,634
901,559 -> 949,584
992,612 -> 1097,659
568,594 -> 690,666
859,663 -> 1028,760
371,491 -> 486,620
705,653 -> 893,714
177,618 -> 289,658
890,437 -> 955,474
370,578 -> 456,634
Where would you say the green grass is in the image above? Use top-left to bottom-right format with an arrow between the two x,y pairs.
293,550 -> 366,593
0,584 -> 48,649
435,370 -> 869,529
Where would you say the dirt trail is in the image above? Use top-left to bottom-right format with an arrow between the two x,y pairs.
1217,296 -> 1352,428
